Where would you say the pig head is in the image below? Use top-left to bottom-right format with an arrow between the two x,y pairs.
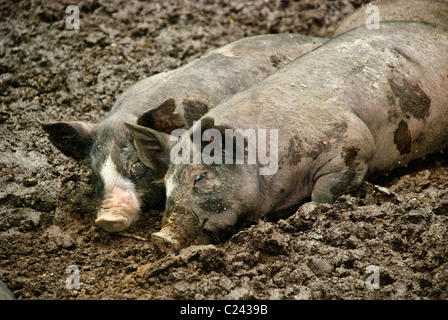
37,100 -> 181,232
126,118 -> 266,252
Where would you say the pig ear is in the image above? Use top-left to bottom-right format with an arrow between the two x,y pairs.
124,121 -> 171,171
192,117 -> 248,163
138,98 -> 186,133
190,117 -> 215,138
37,118 -> 96,161
190,116 -> 216,148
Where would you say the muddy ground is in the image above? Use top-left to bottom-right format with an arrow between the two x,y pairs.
1,0 -> 447,300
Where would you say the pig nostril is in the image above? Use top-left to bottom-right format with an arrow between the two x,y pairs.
163,240 -> 172,250
151,232 -> 179,253
95,217 -> 129,232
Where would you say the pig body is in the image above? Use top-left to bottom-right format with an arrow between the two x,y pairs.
149,22 -> 448,252
39,34 -> 326,232
333,0 -> 448,35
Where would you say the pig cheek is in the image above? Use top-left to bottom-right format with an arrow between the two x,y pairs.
93,177 -> 105,199
135,175 -> 166,209
95,187 -> 140,232
194,198 -> 237,243
201,211 -> 239,243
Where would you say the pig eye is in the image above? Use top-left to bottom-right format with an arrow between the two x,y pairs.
193,173 -> 207,187
130,159 -> 147,180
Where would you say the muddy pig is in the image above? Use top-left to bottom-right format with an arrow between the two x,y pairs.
130,22 -> 448,252
333,0 -> 448,35
39,34 -> 326,232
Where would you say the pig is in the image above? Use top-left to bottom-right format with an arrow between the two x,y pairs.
38,34 -> 326,232
333,0 -> 448,36
128,22 -> 448,252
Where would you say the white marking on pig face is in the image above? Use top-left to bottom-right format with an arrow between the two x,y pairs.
100,155 -> 134,193
165,176 -> 177,199
95,155 -> 140,232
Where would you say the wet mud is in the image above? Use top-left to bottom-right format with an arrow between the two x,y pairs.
1,0 -> 447,300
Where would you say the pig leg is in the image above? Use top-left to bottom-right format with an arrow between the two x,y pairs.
311,118 -> 375,203
311,139 -> 373,203
311,156 -> 369,203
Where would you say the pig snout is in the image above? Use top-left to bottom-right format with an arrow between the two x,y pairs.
95,187 -> 140,232
151,209 -> 201,253
151,227 -> 183,253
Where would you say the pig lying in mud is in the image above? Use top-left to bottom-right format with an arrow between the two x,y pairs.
333,0 -> 448,35
129,22 -> 448,253
39,34 -> 326,232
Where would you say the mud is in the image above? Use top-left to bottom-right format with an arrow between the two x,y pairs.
1,0 -> 447,300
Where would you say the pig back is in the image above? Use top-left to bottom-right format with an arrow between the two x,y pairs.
106,34 -> 326,127
333,0 -> 448,36
207,22 -> 448,176
327,22 -> 448,174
